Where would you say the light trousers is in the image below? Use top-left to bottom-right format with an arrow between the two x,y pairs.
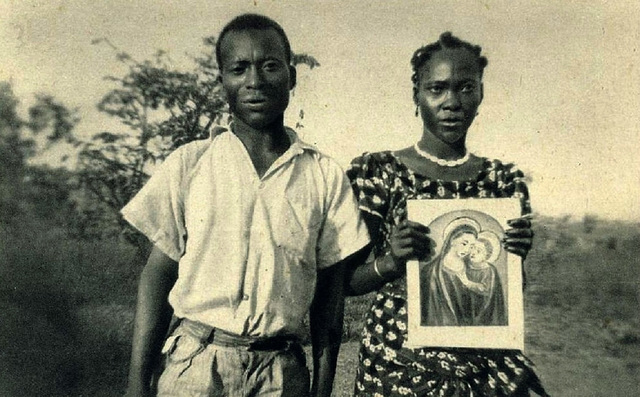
156,322 -> 310,397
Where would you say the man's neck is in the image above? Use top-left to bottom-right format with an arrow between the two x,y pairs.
231,117 -> 292,178
232,117 -> 290,154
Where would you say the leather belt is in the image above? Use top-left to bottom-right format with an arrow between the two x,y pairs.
179,318 -> 301,351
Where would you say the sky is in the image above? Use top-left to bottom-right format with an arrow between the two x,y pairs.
1,0 -> 639,220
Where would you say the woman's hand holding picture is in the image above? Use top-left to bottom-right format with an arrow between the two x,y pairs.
503,216 -> 534,259
384,220 -> 433,279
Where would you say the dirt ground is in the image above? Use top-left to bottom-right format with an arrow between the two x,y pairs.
328,305 -> 640,397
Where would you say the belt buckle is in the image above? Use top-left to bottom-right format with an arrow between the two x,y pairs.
248,337 -> 291,351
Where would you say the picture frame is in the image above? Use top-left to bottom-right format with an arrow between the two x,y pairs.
405,198 -> 525,350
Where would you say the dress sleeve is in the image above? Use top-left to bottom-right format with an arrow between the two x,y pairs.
503,163 -> 532,216
346,153 -> 393,254
502,163 -> 532,288
120,148 -> 188,262
346,153 -> 391,222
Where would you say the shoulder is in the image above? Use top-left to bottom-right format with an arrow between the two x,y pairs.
350,150 -> 396,167
347,151 -> 398,179
480,156 -> 527,180
164,138 -> 216,171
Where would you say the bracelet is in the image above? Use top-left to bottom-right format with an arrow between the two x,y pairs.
373,257 -> 385,279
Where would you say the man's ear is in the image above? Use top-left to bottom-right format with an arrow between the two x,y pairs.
289,65 -> 297,90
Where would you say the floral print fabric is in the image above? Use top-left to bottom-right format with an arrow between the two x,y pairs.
346,152 -> 548,397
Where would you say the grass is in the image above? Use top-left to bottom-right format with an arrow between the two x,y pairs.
0,215 -> 639,396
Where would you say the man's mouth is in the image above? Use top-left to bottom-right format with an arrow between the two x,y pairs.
242,97 -> 268,109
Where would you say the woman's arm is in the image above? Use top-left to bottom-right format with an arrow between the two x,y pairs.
346,252 -> 400,296
346,220 -> 432,296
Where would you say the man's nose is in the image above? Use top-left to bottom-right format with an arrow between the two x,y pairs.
246,66 -> 265,88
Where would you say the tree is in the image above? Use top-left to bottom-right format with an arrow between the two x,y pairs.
76,37 -> 319,258
0,81 -> 79,224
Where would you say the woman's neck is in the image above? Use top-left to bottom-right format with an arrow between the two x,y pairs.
417,129 -> 467,160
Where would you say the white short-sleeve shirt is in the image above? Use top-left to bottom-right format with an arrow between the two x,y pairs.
121,126 -> 369,337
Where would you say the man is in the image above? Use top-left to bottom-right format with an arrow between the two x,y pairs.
123,13 -> 369,397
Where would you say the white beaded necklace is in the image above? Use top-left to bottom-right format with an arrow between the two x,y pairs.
413,143 -> 471,167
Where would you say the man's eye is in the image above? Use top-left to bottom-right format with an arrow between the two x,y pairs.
263,62 -> 280,71
427,86 -> 444,94
229,66 -> 245,75
461,84 -> 476,93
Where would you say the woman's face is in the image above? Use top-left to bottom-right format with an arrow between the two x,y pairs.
450,232 -> 476,258
414,48 -> 483,145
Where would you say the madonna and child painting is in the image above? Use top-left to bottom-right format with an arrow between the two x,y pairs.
405,198 -> 525,350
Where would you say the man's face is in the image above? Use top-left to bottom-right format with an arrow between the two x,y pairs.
219,28 -> 295,129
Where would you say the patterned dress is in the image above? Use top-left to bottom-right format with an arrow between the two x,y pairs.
346,152 -> 549,397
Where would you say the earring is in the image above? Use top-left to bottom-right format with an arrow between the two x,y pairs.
415,106 -> 419,117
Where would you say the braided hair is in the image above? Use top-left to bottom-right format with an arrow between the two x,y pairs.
411,32 -> 488,86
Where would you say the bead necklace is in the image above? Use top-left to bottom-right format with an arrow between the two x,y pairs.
413,143 -> 471,167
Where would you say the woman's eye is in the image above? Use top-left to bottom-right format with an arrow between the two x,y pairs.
427,86 -> 444,94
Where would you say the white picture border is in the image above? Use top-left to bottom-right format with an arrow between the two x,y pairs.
405,198 -> 524,350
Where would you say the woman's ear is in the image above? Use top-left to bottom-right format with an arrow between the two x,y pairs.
288,65 -> 297,90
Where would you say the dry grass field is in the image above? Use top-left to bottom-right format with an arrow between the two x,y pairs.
1,215 -> 638,396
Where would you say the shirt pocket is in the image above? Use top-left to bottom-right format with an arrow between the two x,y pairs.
272,186 -> 322,262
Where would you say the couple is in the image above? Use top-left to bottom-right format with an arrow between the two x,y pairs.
123,12 -> 548,397
420,217 -> 507,327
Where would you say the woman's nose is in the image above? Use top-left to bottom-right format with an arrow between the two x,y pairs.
442,90 -> 461,109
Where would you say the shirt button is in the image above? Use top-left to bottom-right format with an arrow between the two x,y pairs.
259,182 -> 265,189
242,294 -> 249,301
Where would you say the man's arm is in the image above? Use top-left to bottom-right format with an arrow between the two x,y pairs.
309,261 -> 346,397
125,246 -> 178,397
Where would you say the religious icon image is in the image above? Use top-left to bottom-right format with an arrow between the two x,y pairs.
405,198 -> 525,350
420,216 -> 507,327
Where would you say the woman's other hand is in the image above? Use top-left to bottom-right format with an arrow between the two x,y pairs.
503,216 -> 534,259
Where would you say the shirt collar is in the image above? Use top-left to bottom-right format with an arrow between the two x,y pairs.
285,127 -> 319,154
211,122 -> 319,155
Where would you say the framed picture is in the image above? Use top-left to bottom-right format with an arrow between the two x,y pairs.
405,198 -> 525,350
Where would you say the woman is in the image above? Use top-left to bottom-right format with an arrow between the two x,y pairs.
346,32 -> 548,396
420,219 -> 480,326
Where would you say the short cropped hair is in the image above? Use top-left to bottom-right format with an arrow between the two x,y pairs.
411,32 -> 488,85
215,13 -> 292,68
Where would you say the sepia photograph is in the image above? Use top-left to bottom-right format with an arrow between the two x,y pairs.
1,1 -> 639,396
